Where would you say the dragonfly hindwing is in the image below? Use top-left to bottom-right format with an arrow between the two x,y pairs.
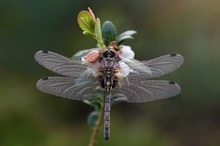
36,77 -> 100,100
112,79 -> 181,103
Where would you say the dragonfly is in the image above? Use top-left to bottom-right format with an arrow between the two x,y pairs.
34,48 -> 184,140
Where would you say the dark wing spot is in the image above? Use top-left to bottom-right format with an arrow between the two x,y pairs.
42,76 -> 49,80
42,49 -> 48,54
170,53 -> 177,57
169,81 -> 176,85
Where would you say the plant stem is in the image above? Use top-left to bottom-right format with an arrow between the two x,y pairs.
95,37 -> 106,49
88,105 -> 104,146
98,39 -> 106,48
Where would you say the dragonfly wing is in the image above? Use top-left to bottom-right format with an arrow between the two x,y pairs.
36,77 -> 102,100
34,50 -> 89,77
128,53 -> 184,79
120,56 -> 152,74
112,79 -> 181,103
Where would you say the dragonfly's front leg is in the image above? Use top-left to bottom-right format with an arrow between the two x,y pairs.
98,66 -> 106,88
112,57 -> 122,88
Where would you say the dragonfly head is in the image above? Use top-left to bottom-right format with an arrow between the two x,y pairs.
103,48 -> 116,59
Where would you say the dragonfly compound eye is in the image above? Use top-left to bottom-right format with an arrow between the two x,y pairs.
103,50 -> 116,58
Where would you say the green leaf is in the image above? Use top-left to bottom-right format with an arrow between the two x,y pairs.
77,8 -> 105,48
110,95 -> 127,106
95,18 -> 102,39
88,7 -> 96,22
83,99 -> 102,111
71,48 -> 99,61
77,11 -> 96,34
83,31 -> 95,36
118,35 -> 134,41
102,21 -> 117,46
116,30 -> 137,45
118,30 -> 137,38
87,111 -> 99,127
83,94 -> 104,110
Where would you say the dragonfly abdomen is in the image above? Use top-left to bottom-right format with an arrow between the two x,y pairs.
104,89 -> 111,140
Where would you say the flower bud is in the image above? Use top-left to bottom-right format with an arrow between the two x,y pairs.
82,50 -> 101,63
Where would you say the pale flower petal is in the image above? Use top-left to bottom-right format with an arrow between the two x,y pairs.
119,45 -> 135,59
81,47 -> 135,78
118,61 -> 132,77
91,62 -> 101,77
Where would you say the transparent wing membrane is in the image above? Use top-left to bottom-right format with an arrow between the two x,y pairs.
128,53 -> 184,80
36,77 -> 102,100
120,56 -> 152,74
35,50 -> 183,103
34,50 -> 89,77
113,79 -> 181,103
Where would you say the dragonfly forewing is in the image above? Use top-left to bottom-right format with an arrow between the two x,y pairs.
120,56 -> 152,74
34,50 -> 89,77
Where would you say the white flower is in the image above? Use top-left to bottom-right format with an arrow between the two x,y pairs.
91,62 -> 101,77
118,61 -> 133,77
119,45 -> 135,59
80,46 -> 135,78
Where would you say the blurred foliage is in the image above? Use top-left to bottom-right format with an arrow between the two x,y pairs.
0,0 -> 220,146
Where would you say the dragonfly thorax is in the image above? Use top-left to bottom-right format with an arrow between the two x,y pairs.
99,48 -> 120,89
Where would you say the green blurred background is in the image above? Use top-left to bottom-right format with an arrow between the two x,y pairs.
0,0 -> 220,146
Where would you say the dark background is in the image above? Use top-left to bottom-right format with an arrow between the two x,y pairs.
0,0 -> 220,146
